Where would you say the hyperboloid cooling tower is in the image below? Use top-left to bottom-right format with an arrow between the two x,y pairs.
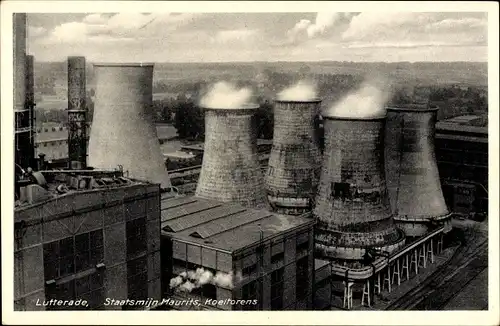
385,104 -> 451,236
266,99 -> 322,215
88,63 -> 171,189
67,56 -> 87,169
195,106 -> 267,208
314,116 -> 405,263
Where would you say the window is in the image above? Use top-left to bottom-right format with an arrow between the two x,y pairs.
126,218 -> 147,257
270,268 -> 284,310
296,257 -> 309,300
45,272 -> 105,310
126,256 -> 148,308
271,252 -> 284,265
241,281 -> 258,310
43,230 -> 104,281
242,264 -> 257,277
43,143 -> 47,147
297,239 -> 309,254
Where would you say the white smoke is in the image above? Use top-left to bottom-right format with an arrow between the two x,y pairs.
178,280 -> 196,292
277,80 -> 318,101
200,81 -> 253,109
169,268 -> 243,293
323,78 -> 392,119
169,276 -> 184,289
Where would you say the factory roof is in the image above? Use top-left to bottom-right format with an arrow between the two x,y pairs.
160,195 -> 314,253
14,169 -> 159,213
436,114 -> 488,136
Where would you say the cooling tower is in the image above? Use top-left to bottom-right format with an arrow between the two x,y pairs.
314,117 -> 405,263
88,63 -> 171,189
265,99 -> 322,215
14,13 -> 34,169
67,56 -> 88,169
385,104 -> 451,236
195,106 -> 267,208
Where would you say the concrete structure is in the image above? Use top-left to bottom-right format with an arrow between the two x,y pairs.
14,13 -> 35,169
67,56 -> 88,169
435,115 -> 488,218
160,195 -> 315,310
14,170 -> 162,310
266,100 -> 322,215
88,63 -> 171,190
385,104 -> 451,237
195,107 -> 267,208
314,117 -> 405,264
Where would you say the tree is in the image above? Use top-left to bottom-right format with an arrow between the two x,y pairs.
173,98 -> 204,141
255,98 -> 274,139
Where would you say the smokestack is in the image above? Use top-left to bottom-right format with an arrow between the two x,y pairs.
266,99 -> 322,215
88,63 -> 171,189
67,56 -> 88,169
385,104 -> 451,236
314,117 -> 405,263
195,106 -> 267,208
14,13 -> 34,169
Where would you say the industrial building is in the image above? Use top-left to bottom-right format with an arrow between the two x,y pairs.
435,115 -> 488,218
160,195 -> 315,310
12,11 -> 488,313
14,169 -> 162,310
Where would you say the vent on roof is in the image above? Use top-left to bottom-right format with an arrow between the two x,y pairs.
163,225 -> 175,233
190,232 -> 203,238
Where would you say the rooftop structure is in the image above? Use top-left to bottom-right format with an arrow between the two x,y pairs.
160,195 -> 315,310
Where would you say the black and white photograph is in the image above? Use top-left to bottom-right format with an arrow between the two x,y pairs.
2,1 -> 498,325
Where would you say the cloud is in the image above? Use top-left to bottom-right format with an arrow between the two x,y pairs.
287,12 -> 358,43
211,29 -> 260,44
341,12 -> 487,46
42,12 -> 201,44
28,26 -> 46,37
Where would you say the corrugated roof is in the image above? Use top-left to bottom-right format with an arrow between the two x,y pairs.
164,202 -> 245,233
189,209 -> 271,239
160,195 -> 314,252
161,199 -> 220,223
436,122 -> 488,135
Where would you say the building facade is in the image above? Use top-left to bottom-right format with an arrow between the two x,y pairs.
435,115 -> 488,218
14,171 -> 162,310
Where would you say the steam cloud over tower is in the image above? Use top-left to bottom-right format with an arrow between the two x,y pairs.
385,104 -> 451,236
195,106 -> 267,208
314,117 -> 404,262
88,63 -> 171,189
67,56 -> 88,169
266,99 -> 322,215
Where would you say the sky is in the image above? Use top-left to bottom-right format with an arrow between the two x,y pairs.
26,12 -> 488,63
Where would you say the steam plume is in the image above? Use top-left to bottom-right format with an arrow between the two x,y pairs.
277,80 -> 318,101
323,79 -> 392,119
169,268 -> 243,293
200,81 -> 253,109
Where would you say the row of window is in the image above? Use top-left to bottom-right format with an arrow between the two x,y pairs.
42,217 -> 149,310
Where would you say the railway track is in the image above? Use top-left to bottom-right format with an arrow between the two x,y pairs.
385,233 -> 488,310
